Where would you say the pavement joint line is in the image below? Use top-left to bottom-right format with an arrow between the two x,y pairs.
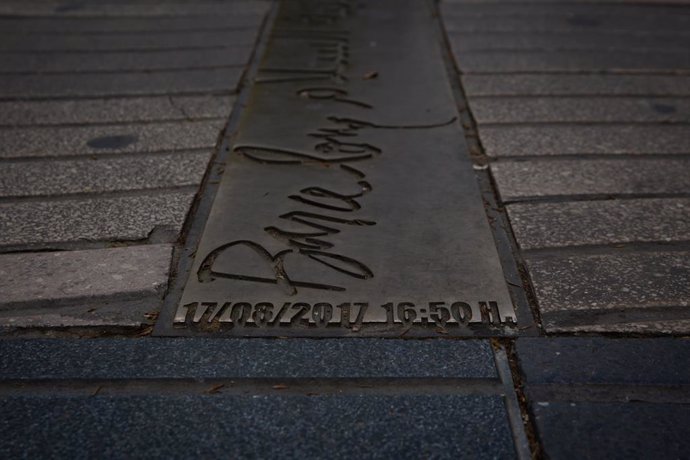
491,153 -> 690,161
0,185 -> 199,205
542,305 -> 690,330
502,193 -> 690,205
153,0 -> 280,336
0,45 -> 255,55
0,116 -> 227,129
462,70 -> 690,76
525,383 -> 690,404
3,25 -> 266,36
0,90 -> 237,103
431,0 -> 541,335
0,378 -> 505,397
0,147 -> 214,163
478,121 -> 690,127
520,241 -> 690,258
0,64 -> 248,77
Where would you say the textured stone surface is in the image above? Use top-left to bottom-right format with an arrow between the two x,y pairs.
0,96 -> 233,126
0,120 -> 225,159
0,339 -> 497,379
491,159 -> 690,201
3,49 -> 253,74
507,198 -> 690,250
462,74 -> 690,97
481,125 -> 690,157
0,245 -> 172,326
1,29 -> 258,52
526,251 -> 690,332
517,337 -> 690,385
470,97 -> 690,124
0,69 -> 244,99
0,191 -> 195,246
0,152 -> 210,198
532,403 -> 690,460
456,50 -> 690,73
0,395 -> 514,460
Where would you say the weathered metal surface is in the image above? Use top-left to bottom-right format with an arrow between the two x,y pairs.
162,0 -> 517,336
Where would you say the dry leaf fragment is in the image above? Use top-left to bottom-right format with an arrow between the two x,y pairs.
206,384 -> 225,394
272,384 -> 288,390
363,71 -> 379,79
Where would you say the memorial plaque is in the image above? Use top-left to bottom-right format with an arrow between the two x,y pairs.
160,0 -> 519,336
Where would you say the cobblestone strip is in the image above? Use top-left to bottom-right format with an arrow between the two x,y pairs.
0,0 -> 271,329
441,0 -> 690,333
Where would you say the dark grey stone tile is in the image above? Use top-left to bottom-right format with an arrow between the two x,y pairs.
480,125 -> 690,157
532,402 -> 690,460
0,395 -> 514,460
516,337 -> 690,385
0,120 -> 225,159
0,339 -> 497,379
0,1 -> 269,17
1,29 -> 258,52
0,191 -> 195,246
507,198 -> 690,250
0,245 -> 172,327
2,48 -> 253,74
470,97 -> 690,124
0,95 -> 233,126
0,14 -> 264,33
0,68 -> 244,99
443,3 -> 690,19
456,50 -> 690,73
462,74 -> 690,97
525,251 -> 690,332
491,159 -> 690,201
0,152 -> 210,198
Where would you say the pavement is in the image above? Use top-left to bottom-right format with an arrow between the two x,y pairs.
1,0 -> 689,459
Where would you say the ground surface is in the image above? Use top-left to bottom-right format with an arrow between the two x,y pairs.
0,0 -> 689,458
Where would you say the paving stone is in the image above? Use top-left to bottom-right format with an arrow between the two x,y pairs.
525,251 -> 690,332
0,339 -> 497,379
443,13 -> 690,34
1,48 -> 253,74
0,68 -> 244,99
470,97 -> 690,124
532,402 -> 690,460
0,95 -> 233,126
0,395 -> 514,460
0,152 -> 210,198
462,74 -> 690,97
480,125 -> 690,157
456,50 -> 690,73
444,3 -> 690,18
516,337 -> 690,385
0,244 -> 172,326
0,120 -> 225,159
0,191 -> 195,246
507,198 -> 690,250
491,159 -> 690,201
0,29 -> 259,52
0,1 -> 269,17
449,32 -> 687,53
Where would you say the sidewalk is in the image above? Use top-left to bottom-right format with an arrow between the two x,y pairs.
1,0 -> 689,458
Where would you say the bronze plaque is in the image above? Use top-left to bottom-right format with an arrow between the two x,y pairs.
162,0 -> 518,336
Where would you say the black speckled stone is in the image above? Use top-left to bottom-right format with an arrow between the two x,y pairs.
533,402 -> 690,460
0,339 -> 498,380
517,338 -> 690,385
0,395 -> 515,459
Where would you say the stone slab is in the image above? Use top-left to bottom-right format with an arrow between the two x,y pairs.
470,97 -> 690,124
0,191 -> 195,246
0,68 -> 244,99
456,50 -> 690,73
491,159 -> 690,201
480,125 -> 690,157
532,403 -> 690,460
1,29 -> 258,52
0,14 -> 265,33
0,339 -> 497,379
0,152 -> 210,198
0,120 -> 225,159
462,74 -> 690,97
1,49 -> 253,74
0,96 -> 233,126
526,251 -> 690,332
449,32 -> 687,53
507,198 -> 690,250
516,337 -> 690,385
0,245 -> 171,321
166,0 -> 517,337
0,395 -> 515,460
